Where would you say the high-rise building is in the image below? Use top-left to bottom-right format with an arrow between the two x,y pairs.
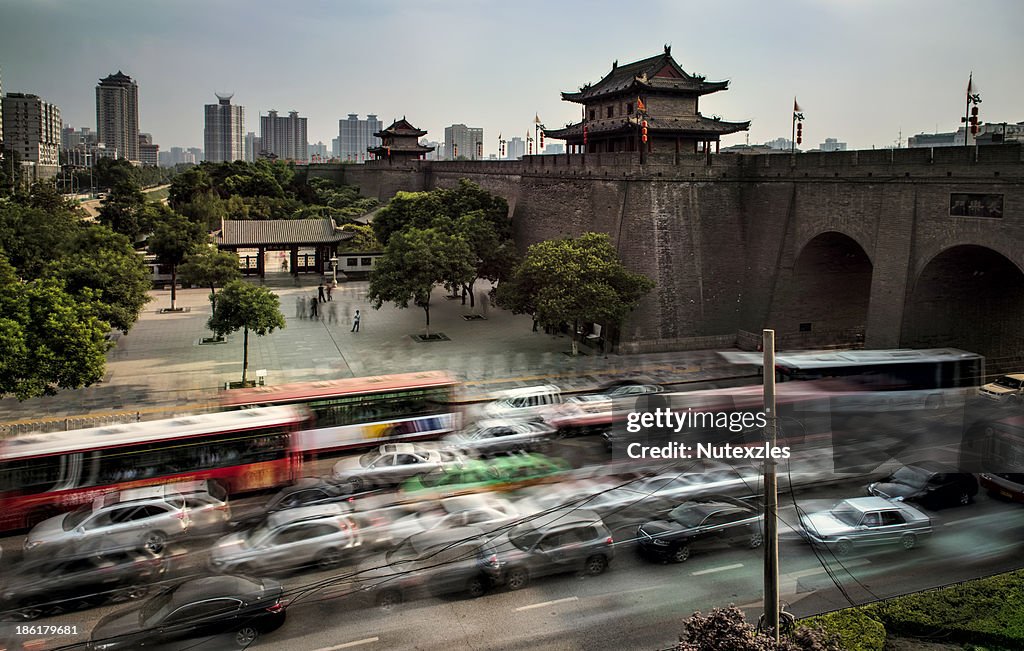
331,137 -> 340,158
260,110 -> 307,161
159,146 -> 197,167
95,71 -> 139,161
138,133 -> 159,166
309,141 -> 328,161
187,147 -> 204,163
444,124 -> 484,160
543,143 -> 565,155
819,137 -> 847,152
244,131 -> 259,162
1,93 -> 62,178
421,140 -> 443,160
61,126 -> 98,151
204,94 -> 244,163
506,137 -> 525,160
339,114 -> 382,163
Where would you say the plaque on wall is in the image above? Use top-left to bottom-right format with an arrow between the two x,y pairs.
949,193 -> 1003,218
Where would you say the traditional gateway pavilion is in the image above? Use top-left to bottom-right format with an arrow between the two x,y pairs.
214,218 -> 354,278
368,118 -> 435,163
544,45 -> 749,156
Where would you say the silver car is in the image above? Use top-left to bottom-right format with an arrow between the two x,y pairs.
799,496 -> 932,555
386,494 -> 525,542
209,504 -> 361,574
332,443 -> 456,490
443,420 -> 555,457
24,486 -> 190,556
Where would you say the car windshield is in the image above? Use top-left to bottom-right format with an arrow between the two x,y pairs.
245,524 -> 272,545
892,466 -> 929,487
62,506 -> 92,531
994,376 -> 1023,389
359,450 -> 382,467
510,529 -> 543,551
829,503 -> 862,526
141,589 -> 175,626
668,506 -> 707,528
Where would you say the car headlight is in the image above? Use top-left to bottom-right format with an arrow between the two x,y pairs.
23,540 -> 42,550
92,642 -> 119,651
652,538 -> 669,546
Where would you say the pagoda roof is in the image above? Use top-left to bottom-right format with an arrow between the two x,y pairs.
215,219 -> 354,247
544,114 -> 750,139
368,143 -> 434,155
375,118 -> 428,138
99,70 -> 135,85
561,46 -> 730,103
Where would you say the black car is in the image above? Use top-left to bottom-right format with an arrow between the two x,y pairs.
89,575 -> 286,650
358,527 -> 492,609
637,495 -> 763,563
231,477 -> 357,529
1,550 -> 168,621
867,461 -> 979,509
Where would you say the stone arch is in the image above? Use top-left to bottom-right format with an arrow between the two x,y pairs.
901,245 -> 1024,359
770,231 -> 874,348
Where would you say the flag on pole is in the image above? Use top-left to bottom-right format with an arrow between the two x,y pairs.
966,72 -> 973,97
534,114 -> 542,124
636,97 -> 646,113
793,97 -> 801,113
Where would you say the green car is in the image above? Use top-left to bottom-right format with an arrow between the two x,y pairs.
401,454 -> 570,499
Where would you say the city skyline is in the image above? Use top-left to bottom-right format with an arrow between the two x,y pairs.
1,0 -> 1022,156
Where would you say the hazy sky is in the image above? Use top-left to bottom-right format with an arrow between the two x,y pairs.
2,0 -> 1021,153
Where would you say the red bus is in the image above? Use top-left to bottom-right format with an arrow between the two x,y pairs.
219,371 -> 462,455
0,406 -> 308,532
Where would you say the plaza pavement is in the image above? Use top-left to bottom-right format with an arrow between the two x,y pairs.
0,275 -> 750,430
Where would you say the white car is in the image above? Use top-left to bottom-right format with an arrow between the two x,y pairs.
978,373 -> 1024,401
443,419 -> 555,456
479,385 -> 562,421
332,443 -> 459,490
386,494 -> 524,542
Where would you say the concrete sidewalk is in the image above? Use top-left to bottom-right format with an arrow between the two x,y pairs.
0,276 -> 748,427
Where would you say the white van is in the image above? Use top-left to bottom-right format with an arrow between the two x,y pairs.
480,385 -> 562,421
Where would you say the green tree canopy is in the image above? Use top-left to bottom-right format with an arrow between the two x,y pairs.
368,227 -> 475,333
98,180 -> 149,241
147,209 -> 208,310
0,190 -> 80,279
207,280 -> 286,384
179,246 -> 242,313
0,252 -> 111,400
494,232 -> 654,355
339,223 -> 383,252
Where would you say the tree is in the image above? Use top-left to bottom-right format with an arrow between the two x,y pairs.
147,210 -> 208,310
207,280 -> 286,385
98,180 -> 149,241
672,607 -> 840,651
494,232 -> 654,355
0,252 -> 111,400
371,190 -> 444,246
1,148 -> 25,193
0,194 -> 80,279
339,223 -> 382,252
368,227 -> 474,334
92,157 -> 140,191
448,210 -> 517,307
179,246 -> 242,314
53,225 -> 152,333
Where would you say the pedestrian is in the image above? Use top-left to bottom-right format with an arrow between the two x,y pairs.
318,281 -> 326,303
326,284 -> 333,301
351,309 -> 361,332
327,301 -> 338,324
310,295 -> 319,319
296,295 -> 305,319
480,291 -> 490,318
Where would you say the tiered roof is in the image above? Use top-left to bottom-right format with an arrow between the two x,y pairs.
369,118 -> 434,156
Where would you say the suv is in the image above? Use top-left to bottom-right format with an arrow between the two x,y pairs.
480,385 -> 563,421
979,373 -> 1024,402
480,508 -> 614,590
24,485 -> 190,556
209,504 -> 361,574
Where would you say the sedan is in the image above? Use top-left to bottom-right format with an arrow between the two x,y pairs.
386,494 -> 524,542
636,495 -> 763,563
443,419 -> 555,456
799,497 -> 932,555
867,461 -> 978,508
88,575 -> 285,650
332,443 -> 455,490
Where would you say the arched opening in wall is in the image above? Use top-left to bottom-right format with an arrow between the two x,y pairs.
901,245 -> 1024,361
773,232 -> 873,349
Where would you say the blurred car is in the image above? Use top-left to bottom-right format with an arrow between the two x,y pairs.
479,385 -> 562,421
332,443 -> 456,490
799,497 -> 932,555
0,550 -> 167,620
602,384 -> 664,398
636,495 -> 763,563
24,485 -> 190,556
978,373 -> 1024,401
88,575 -> 285,650
480,508 -> 614,590
386,494 -> 525,542
263,477 -> 353,512
401,453 -> 570,500
979,471 -> 1024,503
443,419 -> 555,456
209,504 -> 361,574
178,480 -> 231,535
866,461 -> 978,508
357,528 -> 493,609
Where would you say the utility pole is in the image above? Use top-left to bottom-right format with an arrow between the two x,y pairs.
762,329 -> 780,644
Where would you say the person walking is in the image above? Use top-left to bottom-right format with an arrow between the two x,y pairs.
326,283 -> 333,301
351,309 -> 361,332
327,301 -> 338,324
310,294 -> 319,319
318,281 -> 326,303
296,295 -> 306,320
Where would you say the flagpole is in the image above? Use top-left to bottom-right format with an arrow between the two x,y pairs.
964,73 -> 972,148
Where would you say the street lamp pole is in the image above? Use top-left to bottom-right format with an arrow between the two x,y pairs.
329,256 -> 338,286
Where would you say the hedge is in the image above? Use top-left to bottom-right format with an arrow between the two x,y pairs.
801,609 -> 886,651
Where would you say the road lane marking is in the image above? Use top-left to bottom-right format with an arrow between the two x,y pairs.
515,596 -> 580,611
943,516 -> 992,527
314,637 -> 380,651
690,563 -> 744,576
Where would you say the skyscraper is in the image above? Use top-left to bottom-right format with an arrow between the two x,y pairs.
339,114 -> 382,163
506,136 -> 525,160
95,71 -> 139,161
260,110 -> 308,161
244,131 -> 259,162
2,93 -> 62,179
444,124 -> 484,160
204,94 -> 244,163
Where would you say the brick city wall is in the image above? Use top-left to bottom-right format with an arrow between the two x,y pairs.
305,144 -> 1024,355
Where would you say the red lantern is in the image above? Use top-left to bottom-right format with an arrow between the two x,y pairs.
641,120 -> 648,144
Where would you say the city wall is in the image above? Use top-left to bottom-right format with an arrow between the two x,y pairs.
305,144 -> 1024,358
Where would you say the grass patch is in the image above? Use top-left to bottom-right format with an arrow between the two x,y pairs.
145,186 -> 169,202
